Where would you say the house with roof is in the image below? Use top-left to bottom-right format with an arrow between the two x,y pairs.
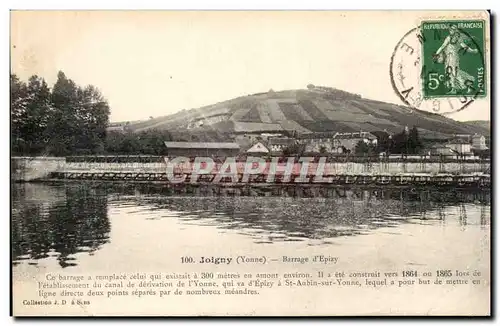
429,144 -> 453,156
232,122 -> 284,144
453,134 -> 472,141
296,132 -> 336,153
472,133 -> 488,150
333,132 -> 377,152
260,133 -> 284,140
446,138 -> 472,154
246,141 -> 270,155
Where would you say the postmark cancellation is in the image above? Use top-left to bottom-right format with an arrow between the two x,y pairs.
390,15 -> 488,115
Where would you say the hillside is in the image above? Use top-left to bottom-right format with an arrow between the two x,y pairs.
462,120 -> 490,135
112,86 -> 490,139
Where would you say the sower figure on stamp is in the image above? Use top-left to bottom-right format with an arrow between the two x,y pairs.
432,24 -> 479,95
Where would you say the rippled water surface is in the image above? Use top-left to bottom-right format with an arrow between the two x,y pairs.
11,183 -> 490,270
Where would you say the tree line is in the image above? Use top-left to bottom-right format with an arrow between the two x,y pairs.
282,127 -> 424,157
11,72 -> 174,156
105,130 -> 172,155
11,71 -> 110,156
354,127 -> 423,156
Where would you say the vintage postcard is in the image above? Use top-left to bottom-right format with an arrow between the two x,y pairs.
10,10 -> 491,316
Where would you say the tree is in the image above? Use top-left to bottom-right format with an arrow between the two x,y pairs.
104,129 -> 172,155
408,126 -> 423,154
46,71 -> 111,155
46,71 -> 80,155
392,128 -> 409,154
11,74 -> 29,154
336,146 -> 349,155
388,127 -> 423,155
75,85 -> 110,154
354,140 -> 376,156
11,74 -> 53,155
372,131 -> 393,154
11,71 -> 111,156
24,76 -> 52,154
282,143 -> 305,156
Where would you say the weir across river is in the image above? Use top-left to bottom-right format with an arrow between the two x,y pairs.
11,155 -> 491,188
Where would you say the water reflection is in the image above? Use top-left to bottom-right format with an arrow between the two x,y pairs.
12,184 -> 110,268
11,183 -> 490,267
115,185 -> 490,243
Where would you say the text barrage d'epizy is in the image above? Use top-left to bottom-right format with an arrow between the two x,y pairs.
282,255 -> 339,264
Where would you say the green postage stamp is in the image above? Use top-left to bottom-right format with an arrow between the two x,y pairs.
421,20 -> 486,98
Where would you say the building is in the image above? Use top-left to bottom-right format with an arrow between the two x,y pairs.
267,137 -> 296,155
453,134 -> 472,141
430,144 -> 453,156
246,141 -> 270,155
446,138 -> 472,154
472,134 -> 488,150
260,133 -> 284,140
305,141 -> 335,154
233,122 -> 284,144
297,132 -> 338,154
333,132 -> 377,152
164,142 -> 240,157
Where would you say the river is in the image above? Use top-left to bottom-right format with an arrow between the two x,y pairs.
11,182 -> 491,315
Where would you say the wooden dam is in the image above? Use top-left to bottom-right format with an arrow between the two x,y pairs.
11,155 -> 491,188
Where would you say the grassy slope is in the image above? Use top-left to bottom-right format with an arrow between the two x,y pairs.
462,120 -> 490,135
117,88 -> 489,138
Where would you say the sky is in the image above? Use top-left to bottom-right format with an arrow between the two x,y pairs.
10,10 -> 491,123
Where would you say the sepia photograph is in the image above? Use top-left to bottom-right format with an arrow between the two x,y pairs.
10,10 -> 491,316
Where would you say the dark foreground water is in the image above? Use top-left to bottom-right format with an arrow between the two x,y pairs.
11,183 -> 490,270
